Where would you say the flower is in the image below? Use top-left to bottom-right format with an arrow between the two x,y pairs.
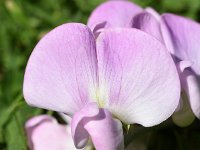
131,6 -> 200,127
130,9 -> 200,126
88,0 -> 200,127
87,0 -> 143,37
23,23 -> 180,149
161,14 -> 200,126
25,114 -> 147,150
25,115 -> 77,150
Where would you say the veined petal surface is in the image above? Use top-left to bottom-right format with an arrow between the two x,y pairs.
87,0 -> 142,31
162,13 -> 200,75
162,14 -> 200,119
132,11 -> 163,42
23,23 -> 98,115
96,28 -> 180,126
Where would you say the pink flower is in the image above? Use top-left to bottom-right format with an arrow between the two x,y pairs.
87,0 -> 143,37
23,23 -> 180,149
25,115 -> 146,150
25,115 -> 77,150
131,9 -> 200,126
88,0 -> 200,127
161,13 -> 200,126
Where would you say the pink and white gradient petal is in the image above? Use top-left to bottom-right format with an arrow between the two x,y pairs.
87,0 -> 142,31
162,14 -> 200,119
96,28 -> 180,126
23,23 -> 98,115
71,102 -> 124,150
25,115 -> 77,150
162,13 -> 200,75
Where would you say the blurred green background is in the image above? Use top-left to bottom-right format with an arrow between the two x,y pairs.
0,0 -> 200,150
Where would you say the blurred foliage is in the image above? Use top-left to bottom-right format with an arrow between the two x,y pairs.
0,0 -> 200,149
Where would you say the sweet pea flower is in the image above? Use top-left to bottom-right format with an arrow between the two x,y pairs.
26,114 -> 146,150
89,0 -> 200,127
161,14 -> 200,126
25,115 -> 77,150
23,23 -> 180,149
87,0 -> 143,36
87,1 -> 162,41
131,8 -> 200,126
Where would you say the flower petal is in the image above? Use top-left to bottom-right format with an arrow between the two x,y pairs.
71,102 -> 124,150
25,115 -> 76,150
132,11 -> 163,42
172,61 -> 198,126
96,28 -> 180,126
23,23 -> 98,115
145,7 -> 161,21
87,1 -> 142,31
176,60 -> 193,73
71,103 -> 99,148
161,13 -> 200,75
180,69 -> 200,119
